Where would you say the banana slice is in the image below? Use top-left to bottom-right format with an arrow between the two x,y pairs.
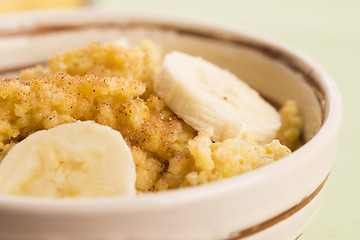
0,121 -> 136,198
153,51 -> 280,143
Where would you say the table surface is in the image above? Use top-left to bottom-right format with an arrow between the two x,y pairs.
93,0 -> 360,239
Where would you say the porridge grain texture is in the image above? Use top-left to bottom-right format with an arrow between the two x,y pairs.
0,42 -> 301,192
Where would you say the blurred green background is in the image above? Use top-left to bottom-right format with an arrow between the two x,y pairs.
2,0 -> 359,239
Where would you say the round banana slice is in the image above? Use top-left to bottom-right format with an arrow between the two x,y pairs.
0,121 -> 136,198
153,51 -> 281,143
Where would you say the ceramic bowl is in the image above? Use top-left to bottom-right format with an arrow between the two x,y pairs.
0,9 -> 342,240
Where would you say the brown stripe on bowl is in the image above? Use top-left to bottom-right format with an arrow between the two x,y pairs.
224,174 -> 328,240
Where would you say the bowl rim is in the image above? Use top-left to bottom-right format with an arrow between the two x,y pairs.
0,9 -> 343,212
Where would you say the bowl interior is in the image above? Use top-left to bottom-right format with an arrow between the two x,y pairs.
0,15 -> 324,143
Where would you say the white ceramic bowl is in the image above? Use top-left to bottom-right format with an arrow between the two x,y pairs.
0,9 -> 342,240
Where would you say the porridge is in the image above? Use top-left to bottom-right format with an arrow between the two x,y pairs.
0,41 -> 302,196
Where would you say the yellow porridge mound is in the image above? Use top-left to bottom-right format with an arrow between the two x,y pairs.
0,42 -> 302,192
